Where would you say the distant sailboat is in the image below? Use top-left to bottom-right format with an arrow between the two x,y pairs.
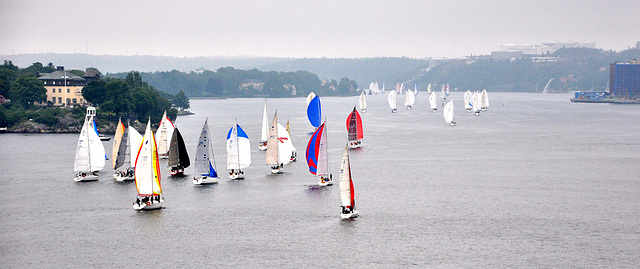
227,121 -> 251,179
132,119 -> 164,210
481,89 -> 489,111
359,91 -> 367,113
472,91 -> 481,116
155,110 -> 175,159
112,118 -> 134,181
168,127 -> 190,176
443,100 -> 456,126
464,90 -> 472,112
74,109 -> 105,182
266,111 -> 296,174
346,107 -> 363,149
388,90 -> 397,113
306,121 -> 332,186
440,83 -> 450,105
339,146 -> 358,219
404,89 -> 415,110
307,94 -> 322,129
193,119 -> 219,185
429,91 -> 438,112
259,100 -> 268,151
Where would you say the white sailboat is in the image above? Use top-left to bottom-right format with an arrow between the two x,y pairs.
443,100 -> 456,126
132,119 -> 164,210
440,83 -> 450,106
193,119 -> 219,185
464,90 -> 472,112
339,146 -> 358,219
481,89 -> 490,111
258,100 -> 268,151
359,91 -> 367,113
227,121 -> 251,179
388,90 -> 397,113
155,110 -> 175,159
472,91 -> 482,116
306,121 -> 332,186
266,111 -> 295,174
429,91 -> 438,112
74,108 -> 105,182
404,89 -> 415,110
112,118 -> 135,181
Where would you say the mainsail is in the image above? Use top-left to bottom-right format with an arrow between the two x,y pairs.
168,128 -> 190,169
155,111 -> 175,156
339,147 -> 355,209
195,119 -> 218,177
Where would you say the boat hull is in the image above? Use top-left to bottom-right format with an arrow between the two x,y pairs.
228,170 -> 245,180
341,210 -> 359,219
258,141 -> 267,151
133,200 -> 164,211
193,176 -> 218,185
170,167 -> 184,176
271,166 -> 282,174
113,172 -> 134,182
74,173 -> 99,182
391,108 -> 397,113
348,140 -> 361,149
318,179 -> 333,186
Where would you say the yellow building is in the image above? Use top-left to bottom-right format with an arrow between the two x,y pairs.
37,66 -> 90,107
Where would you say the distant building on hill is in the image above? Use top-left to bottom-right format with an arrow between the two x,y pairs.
37,66 -> 87,107
239,79 -> 265,90
609,60 -> 640,99
492,41 -> 596,60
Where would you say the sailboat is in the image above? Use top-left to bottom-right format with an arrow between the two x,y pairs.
404,89 -> 415,110
481,89 -> 490,111
464,90 -> 472,112
193,119 -> 219,184
258,100 -> 268,151
346,107 -> 363,149
112,118 -> 134,181
306,121 -> 332,186
443,100 -> 456,126
359,91 -> 367,113
74,108 -> 106,182
168,127 -> 190,176
472,91 -> 481,116
440,83 -> 450,105
132,119 -> 164,210
307,94 -> 322,129
339,146 -> 358,219
227,121 -> 251,179
266,111 -> 296,174
126,124 -> 143,180
429,91 -> 438,112
155,110 -> 175,159
388,90 -> 397,113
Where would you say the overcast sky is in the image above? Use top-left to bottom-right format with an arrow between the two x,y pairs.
1,0 -> 639,59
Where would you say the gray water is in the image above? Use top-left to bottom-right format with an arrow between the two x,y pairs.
1,93 -> 639,268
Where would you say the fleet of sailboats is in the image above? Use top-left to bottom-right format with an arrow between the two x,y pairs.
226,121 -> 251,179
193,119 -> 219,185
133,119 -> 164,210
168,127 -> 190,176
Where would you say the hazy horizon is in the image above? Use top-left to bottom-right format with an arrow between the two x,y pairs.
2,0 -> 639,59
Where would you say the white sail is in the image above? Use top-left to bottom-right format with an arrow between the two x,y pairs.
339,147 -> 353,208
155,111 -> 175,156
227,124 -> 239,170
388,90 -> 397,110
359,91 -> 367,111
440,84 -> 446,100
260,100 -> 268,142
306,92 -> 316,106
464,90 -> 472,110
472,91 -> 481,112
404,90 -> 415,107
128,126 -> 143,168
429,91 -> 437,110
195,119 -> 217,176
444,100 -> 455,124
481,89 -> 489,109
238,131 -> 251,169
266,112 -> 279,165
277,123 -> 294,166
74,118 -> 92,172
135,120 -> 161,196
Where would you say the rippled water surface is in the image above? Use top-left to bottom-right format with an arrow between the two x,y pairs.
1,93 -> 639,268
